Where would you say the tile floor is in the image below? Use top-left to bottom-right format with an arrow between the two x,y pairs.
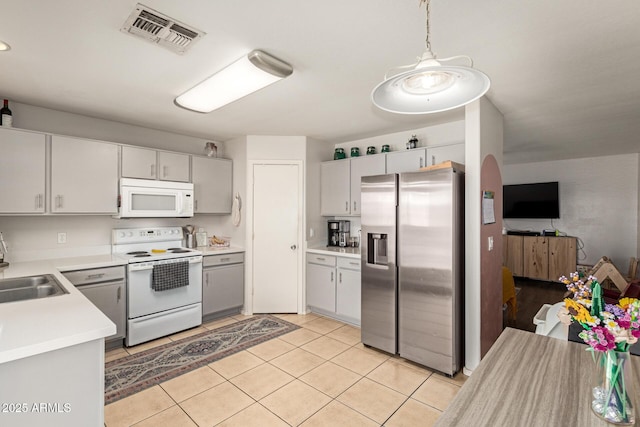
104,313 -> 466,427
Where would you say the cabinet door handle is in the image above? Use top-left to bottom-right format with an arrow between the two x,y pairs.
345,201 -> 349,212
339,272 -> 342,283
432,155 -> 435,166
330,272 -> 334,282
220,257 -> 230,262
87,273 -> 104,280
117,286 -> 121,302
316,257 -> 325,261
151,164 -> 156,178
163,165 -> 168,178
195,200 -> 198,211
420,157 -> 424,168
353,201 -> 357,211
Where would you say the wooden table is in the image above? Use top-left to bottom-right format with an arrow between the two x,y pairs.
435,328 -> 639,426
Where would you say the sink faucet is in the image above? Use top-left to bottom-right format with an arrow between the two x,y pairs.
0,232 -> 8,263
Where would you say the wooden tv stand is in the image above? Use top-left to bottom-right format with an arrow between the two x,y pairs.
503,235 -> 577,282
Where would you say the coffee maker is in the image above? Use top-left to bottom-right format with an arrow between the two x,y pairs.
328,220 -> 350,247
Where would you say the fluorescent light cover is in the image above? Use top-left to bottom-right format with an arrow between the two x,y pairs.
175,49 -> 292,113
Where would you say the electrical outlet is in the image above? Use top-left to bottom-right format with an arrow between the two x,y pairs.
57,232 -> 67,244
488,236 -> 494,251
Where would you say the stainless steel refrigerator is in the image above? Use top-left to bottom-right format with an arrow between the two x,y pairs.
361,166 -> 464,376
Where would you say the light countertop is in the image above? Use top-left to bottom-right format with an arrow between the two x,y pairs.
197,246 -> 245,256
307,245 -> 360,259
0,256 -> 123,364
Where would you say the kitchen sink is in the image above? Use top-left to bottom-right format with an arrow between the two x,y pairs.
0,274 -> 69,304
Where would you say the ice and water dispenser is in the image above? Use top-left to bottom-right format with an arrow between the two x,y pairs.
367,233 -> 388,265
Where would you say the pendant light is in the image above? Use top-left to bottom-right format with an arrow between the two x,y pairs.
371,0 -> 490,114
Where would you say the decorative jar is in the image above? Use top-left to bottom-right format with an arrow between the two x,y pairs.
366,146 -> 376,155
334,148 -> 346,160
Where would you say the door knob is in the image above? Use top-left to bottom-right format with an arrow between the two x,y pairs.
290,245 -> 297,250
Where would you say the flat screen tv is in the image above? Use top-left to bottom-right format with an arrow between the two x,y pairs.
503,181 -> 559,219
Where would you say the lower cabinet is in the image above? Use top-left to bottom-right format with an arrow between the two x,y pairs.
63,266 -> 126,344
306,252 -> 361,326
78,282 -> 126,341
503,235 -> 577,281
336,258 -> 361,324
202,252 -> 245,320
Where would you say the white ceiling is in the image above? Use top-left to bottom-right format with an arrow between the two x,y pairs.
1,0 -> 639,164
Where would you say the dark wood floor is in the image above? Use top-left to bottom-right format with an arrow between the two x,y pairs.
505,277 -> 567,332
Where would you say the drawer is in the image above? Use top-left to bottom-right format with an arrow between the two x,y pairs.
337,257 -> 361,270
203,252 -> 244,267
62,266 -> 126,285
307,253 -> 336,267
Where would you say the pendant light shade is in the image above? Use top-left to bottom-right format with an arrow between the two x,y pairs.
175,49 -> 293,113
372,0 -> 490,114
372,63 -> 490,114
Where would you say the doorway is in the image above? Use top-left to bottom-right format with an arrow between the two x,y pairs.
250,162 -> 303,313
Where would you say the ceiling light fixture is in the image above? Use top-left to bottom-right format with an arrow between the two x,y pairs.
175,49 -> 293,113
0,40 -> 11,51
371,0 -> 490,114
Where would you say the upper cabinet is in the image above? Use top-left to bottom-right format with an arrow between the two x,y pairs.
321,143 -> 463,216
0,128 -> 46,213
192,156 -> 232,214
428,143 -> 465,166
386,144 -> 464,174
386,148 -> 428,174
349,155 -> 386,215
121,146 -> 190,182
51,135 -> 119,214
320,159 -> 351,216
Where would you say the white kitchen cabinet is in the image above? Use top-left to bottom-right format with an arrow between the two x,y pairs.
306,252 -> 360,325
158,151 -> 190,182
350,155 -> 386,215
192,156 -> 232,214
50,135 -> 119,213
336,257 -> 361,324
0,128 -> 46,213
306,254 -> 337,313
77,282 -> 126,341
320,159 -> 350,215
427,143 -> 465,166
202,253 -> 244,319
386,148 -> 428,173
121,145 -> 190,182
62,266 -> 127,344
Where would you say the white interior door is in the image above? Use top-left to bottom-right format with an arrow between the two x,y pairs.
252,163 -> 301,313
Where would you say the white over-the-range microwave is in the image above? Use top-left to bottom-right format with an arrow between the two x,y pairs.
115,178 -> 194,218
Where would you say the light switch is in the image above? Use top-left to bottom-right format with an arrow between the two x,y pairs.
57,232 -> 67,244
488,236 -> 494,251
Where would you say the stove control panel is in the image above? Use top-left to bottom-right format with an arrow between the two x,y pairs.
112,227 -> 183,244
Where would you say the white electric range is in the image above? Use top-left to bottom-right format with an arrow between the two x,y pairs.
112,227 -> 203,346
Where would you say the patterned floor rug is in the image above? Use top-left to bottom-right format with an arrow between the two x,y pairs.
104,315 -> 299,404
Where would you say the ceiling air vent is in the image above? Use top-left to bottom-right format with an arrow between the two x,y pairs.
121,4 -> 205,54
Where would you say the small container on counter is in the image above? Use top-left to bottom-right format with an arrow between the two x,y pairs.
381,144 -> 390,153
334,148 -> 346,160
350,147 -> 360,157
366,146 -> 376,155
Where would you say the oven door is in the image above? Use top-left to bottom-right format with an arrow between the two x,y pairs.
128,256 -> 203,318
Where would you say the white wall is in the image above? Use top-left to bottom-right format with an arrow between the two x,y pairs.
333,120 -> 465,155
503,153 -> 639,271
464,97 -> 504,373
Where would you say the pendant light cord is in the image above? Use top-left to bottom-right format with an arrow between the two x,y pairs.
419,0 -> 431,51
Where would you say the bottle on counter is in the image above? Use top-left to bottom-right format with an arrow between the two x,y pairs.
1,99 -> 12,127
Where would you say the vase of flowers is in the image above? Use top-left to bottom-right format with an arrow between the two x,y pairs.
559,272 -> 639,425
